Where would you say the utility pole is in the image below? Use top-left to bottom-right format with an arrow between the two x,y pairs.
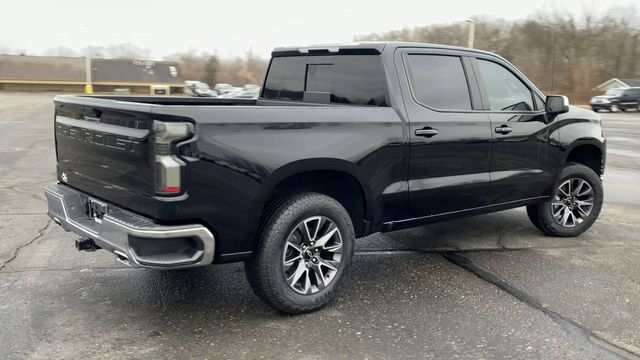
84,25 -> 93,94
550,26 -> 558,94
466,19 -> 475,49
85,52 -> 93,94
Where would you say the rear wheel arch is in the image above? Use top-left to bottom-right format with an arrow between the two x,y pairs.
259,162 -> 373,237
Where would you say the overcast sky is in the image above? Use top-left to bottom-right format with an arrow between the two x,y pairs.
1,0 -> 636,59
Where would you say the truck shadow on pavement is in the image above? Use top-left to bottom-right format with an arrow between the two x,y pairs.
8,206 -> 637,359
118,208 -> 600,317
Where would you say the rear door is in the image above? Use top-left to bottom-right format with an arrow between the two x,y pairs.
471,56 -> 554,204
620,88 -> 640,109
396,49 -> 493,217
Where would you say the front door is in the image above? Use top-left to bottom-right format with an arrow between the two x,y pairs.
472,57 -> 554,204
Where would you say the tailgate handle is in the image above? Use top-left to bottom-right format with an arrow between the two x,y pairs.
82,108 -> 102,122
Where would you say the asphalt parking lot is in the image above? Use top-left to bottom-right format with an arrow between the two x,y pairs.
0,93 -> 638,359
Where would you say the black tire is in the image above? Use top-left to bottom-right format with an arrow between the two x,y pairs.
526,162 -> 603,237
245,192 -> 355,314
526,205 -> 545,232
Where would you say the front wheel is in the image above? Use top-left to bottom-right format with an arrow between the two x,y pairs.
527,162 -> 603,237
245,193 -> 355,314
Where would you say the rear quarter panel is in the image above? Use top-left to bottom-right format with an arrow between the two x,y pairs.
153,105 -> 405,260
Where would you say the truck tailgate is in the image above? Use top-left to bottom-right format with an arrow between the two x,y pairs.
54,97 -> 156,211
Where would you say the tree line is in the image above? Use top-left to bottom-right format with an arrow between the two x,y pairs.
356,6 -> 639,103
166,50 -> 267,87
3,5 -> 637,100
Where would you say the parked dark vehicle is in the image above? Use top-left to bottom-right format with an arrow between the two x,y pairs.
45,42 -> 606,314
590,87 -> 640,112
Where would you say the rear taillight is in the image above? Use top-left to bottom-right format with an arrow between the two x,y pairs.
153,121 -> 191,196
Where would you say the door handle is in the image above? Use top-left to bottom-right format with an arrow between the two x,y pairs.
495,125 -> 513,134
415,127 -> 438,138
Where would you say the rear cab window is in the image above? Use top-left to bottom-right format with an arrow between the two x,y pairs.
262,55 -> 388,106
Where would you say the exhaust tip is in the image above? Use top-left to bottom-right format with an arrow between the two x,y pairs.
113,250 -> 132,267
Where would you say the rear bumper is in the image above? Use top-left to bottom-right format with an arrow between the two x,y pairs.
44,183 -> 215,270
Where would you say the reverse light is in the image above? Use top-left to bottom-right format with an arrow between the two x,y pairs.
153,121 -> 192,196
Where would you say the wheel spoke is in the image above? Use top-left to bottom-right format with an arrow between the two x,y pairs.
311,264 -> 326,289
305,217 -> 324,243
575,200 -> 593,207
576,206 -> 590,218
283,241 -> 303,267
287,260 -> 307,288
578,186 -> 593,197
317,257 -> 338,272
302,269 -> 311,294
572,180 -> 585,196
315,227 -> 339,249
283,254 -> 302,267
561,207 -> 572,227
559,184 -> 570,197
303,219 -> 315,243
324,243 -> 343,253
552,205 -> 565,218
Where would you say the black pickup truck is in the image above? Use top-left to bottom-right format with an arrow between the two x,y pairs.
45,42 -> 606,314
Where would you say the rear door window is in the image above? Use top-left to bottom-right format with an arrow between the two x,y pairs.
262,55 -> 388,106
405,54 -> 472,110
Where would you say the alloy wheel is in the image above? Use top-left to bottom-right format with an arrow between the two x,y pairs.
551,178 -> 595,228
282,216 -> 343,295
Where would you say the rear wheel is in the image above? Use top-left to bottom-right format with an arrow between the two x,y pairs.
527,162 -> 603,237
245,193 -> 355,314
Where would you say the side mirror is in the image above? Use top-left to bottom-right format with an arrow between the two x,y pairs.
545,95 -> 569,115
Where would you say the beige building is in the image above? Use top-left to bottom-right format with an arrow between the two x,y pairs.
594,78 -> 640,92
0,55 -> 184,94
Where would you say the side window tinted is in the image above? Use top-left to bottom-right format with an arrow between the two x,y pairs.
262,55 -> 388,106
406,54 -> 472,110
262,57 -> 306,101
306,56 -> 388,106
477,59 -> 534,111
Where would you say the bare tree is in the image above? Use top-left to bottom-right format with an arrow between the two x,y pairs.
356,5 -> 640,103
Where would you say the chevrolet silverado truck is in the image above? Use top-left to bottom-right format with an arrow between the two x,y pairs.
45,42 -> 606,314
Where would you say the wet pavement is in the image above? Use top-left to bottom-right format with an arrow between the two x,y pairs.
0,93 -> 638,359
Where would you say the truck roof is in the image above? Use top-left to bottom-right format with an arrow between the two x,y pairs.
271,41 -> 498,58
